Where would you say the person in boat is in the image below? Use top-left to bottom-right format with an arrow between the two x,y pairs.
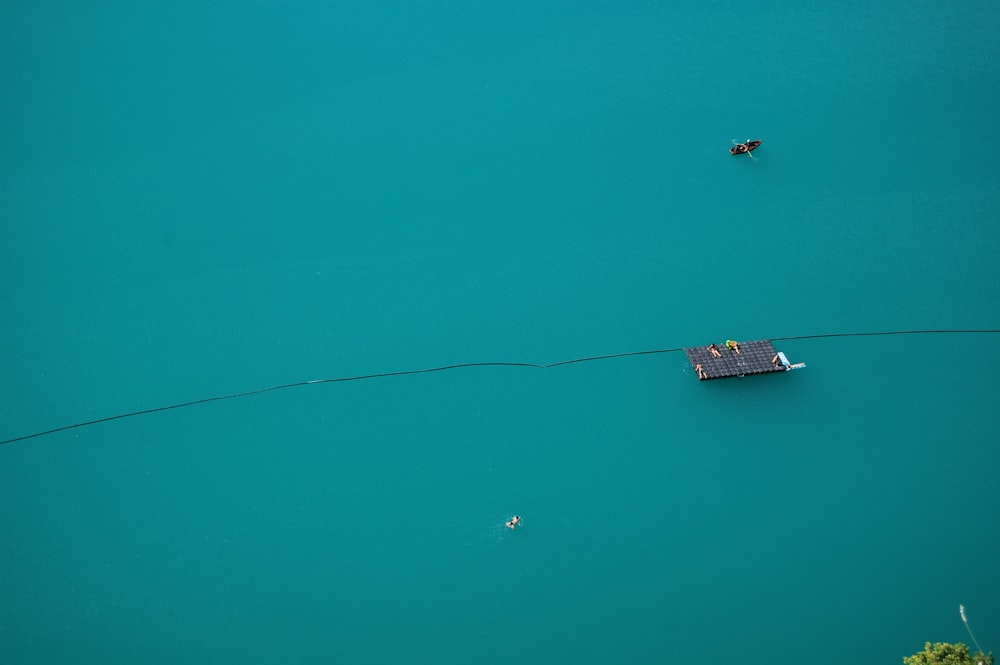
708,343 -> 722,358
695,363 -> 708,380
726,340 -> 740,354
506,515 -> 521,530
732,144 -> 747,154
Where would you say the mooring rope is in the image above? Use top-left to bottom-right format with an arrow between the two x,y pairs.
2,328 -> 998,446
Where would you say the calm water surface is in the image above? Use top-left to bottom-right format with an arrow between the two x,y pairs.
2,2 -> 998,663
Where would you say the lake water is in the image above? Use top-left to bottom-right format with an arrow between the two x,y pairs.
2,1 -> 998,663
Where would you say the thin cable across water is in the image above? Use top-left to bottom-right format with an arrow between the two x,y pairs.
2,329 -> 997,445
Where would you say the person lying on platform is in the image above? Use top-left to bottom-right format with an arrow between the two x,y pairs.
695,363 -> 708,380
708,343 -> 722,358
772,354 -> 783,369
726,340 -> 741,354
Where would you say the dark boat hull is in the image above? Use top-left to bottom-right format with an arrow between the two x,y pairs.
730,140 -> 762,155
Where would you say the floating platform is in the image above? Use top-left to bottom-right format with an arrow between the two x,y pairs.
685,340 -> 805,381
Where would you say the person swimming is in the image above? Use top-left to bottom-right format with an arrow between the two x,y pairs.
505,515 -> 521,530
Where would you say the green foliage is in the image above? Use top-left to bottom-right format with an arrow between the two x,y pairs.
903,642 -> 994,665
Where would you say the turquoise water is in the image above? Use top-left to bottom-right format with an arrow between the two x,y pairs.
2,1 -> 999,662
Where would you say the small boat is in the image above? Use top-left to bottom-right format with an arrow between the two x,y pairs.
730,140 -> 762,155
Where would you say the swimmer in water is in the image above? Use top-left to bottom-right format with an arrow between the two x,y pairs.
505,515 -> 521,530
